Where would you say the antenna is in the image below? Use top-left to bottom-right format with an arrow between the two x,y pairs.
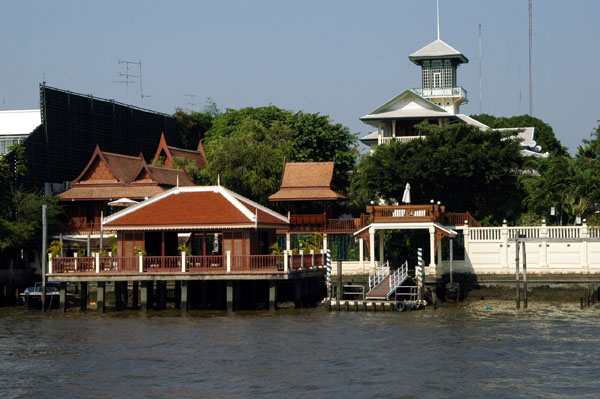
114,59 -> 145,105
183,94 -> 197,111
528,0 -> 533,115
478,23 -> 482,114
518,61 -> 523,114
436,0 -> 441,39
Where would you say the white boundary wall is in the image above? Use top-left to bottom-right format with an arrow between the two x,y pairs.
438,222 -> 600,275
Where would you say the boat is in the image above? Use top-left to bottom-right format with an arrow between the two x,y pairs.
20,282 -> 73,308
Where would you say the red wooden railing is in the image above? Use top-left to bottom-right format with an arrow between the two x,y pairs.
443,211 -> 481,227
53,256 -> 95,273
56,222 -> 116,235
143,256 -> 181,272
99,256 -> 139,273
186,255 -> 225,272
231,255 -> 284,271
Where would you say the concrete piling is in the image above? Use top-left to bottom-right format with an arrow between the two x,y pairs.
269,281 -> 277,311
226,281 -> 234,312
180,281 -> 188,311
97,282 -> 105,313
80,282 -> 87,311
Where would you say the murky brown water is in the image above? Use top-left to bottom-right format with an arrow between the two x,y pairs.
1,301 -> 599,398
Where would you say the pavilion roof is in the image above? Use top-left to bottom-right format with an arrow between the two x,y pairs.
104,186 -> 289,230
269,162 -> 347,202
409,39 -> 468,64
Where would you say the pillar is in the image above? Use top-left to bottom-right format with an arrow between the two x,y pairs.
80,282 -> 88,311
322,234 -> 328,254
141,281 -> 150,311
115,281 -> 124,311
378,231 -> 385,266
429,226 -> 436,268
369,227 -> 376,270
97,282 -> 105,313
175,281 -> 181,309
156,281 -> 167,309
59,282 -> 67,312
226,281 -> 234,312
359,237 -> 364,273
132,281 -> 139,309
295,279 -> 302,309
200,281 -> 208,308
286,232 -> 291,251
269,281 -> 277,310
180,281 -> 188,311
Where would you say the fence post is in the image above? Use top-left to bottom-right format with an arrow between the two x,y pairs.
95,252 -> 100,273
462,221 -> 470,270
284,250 -> 289,273
310,249 -> 315,268
74,252 -> 78,271
139,254 -> 144,273
541,219 -> 548,271
581,220 -> 589,272
226,250 -> 231,273
48,253 -> 53,274
501,220 -> 509,271
181,251 -> 186,272
299,250 -> 304,270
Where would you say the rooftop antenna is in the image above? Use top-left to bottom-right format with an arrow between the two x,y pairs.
183,94 -> 197,111
138,59 -> 150,107
528,0 -> 533,115
478,23 -> 483,114
436,0 -> 441,39
114,59 -> 142,105
518,61 -> 523,114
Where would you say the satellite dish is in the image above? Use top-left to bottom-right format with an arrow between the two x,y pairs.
534,145 -> 542,152
528,140 -> 537,148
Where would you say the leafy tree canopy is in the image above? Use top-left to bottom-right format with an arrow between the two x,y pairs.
352,122 -> 524,224
470,114 -> 567,156
194,106 -> 358,205
173,99 -> 219,149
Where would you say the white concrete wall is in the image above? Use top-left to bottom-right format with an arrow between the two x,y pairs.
437,223 -> 600,275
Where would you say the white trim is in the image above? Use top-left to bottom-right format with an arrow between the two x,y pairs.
226,188 -> 289,224
354,222 -> 457,237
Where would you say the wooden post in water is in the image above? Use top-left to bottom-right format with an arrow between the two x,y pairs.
515,238 -> 520,309
522,240 -> 527,309
337,260 -> 343,300
449,238 -> 454,284
80,282 -> 88,311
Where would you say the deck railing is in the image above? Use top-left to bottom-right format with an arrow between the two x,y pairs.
50,251 -> 325,275
367,204 -> 445,223
56,222 -> 116,236
467,223 -> 592,242
288,214 -> 367,233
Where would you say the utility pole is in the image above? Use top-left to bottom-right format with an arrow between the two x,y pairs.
478,23 -> 482,114
528,0 -> 533,116
183,94 -> 197,111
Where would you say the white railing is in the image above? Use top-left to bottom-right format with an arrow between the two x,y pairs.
378,136 -> 424,145
470,227 -> 501,241
411,86 -> 467,99
508,227 -> 541,239
389,261 -> 408,292
368,261 -> 390,290
548,226 -> 580,239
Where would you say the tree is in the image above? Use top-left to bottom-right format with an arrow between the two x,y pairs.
173,100 -> 218,149
352,122 -> 525,224
200,106 -> 358,205
471,114 -> 568,156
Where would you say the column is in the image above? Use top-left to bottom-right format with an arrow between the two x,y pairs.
501,221 -> 509,270
132,281 -> 139,309
115,281 -> 124,311
378,231 -> 385,266
156,281 -> 167,309
540,220 -> 548,271
359,237 -> 364,273
322,234 -> 328,254
174,281 -> 181,309
463,221 -> 471,270
429,226 -> 436,268
140,281 -> 150,311
180,281 -> 188,311
581,221 -> 589,271
369,227 -> 376,270
59,282 -> 67,312
80,282 -> 88,311
226,281 -> 234,312
286,232 -> 291,251
294,279 -> 302,309
269,281 -> 277,311
97,281 -> 105,313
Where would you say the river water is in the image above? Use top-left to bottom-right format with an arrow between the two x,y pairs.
1,300 -> 598,399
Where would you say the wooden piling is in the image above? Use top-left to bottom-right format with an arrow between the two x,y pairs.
269,281 -> 277,311
522,241 -> 528,309
140,281 -> 150,311
80,282 -> 87,311
180,281 -> 188,311
515,239 -> 520,309
97,282 -> 105,313
226,281 -> 234,312
132,281 -> 138,309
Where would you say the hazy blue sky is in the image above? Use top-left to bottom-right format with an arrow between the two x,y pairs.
1,0 -> 598,153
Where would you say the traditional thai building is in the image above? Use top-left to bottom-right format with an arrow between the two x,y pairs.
153,132 -> 207,170
57,145 -> 193,237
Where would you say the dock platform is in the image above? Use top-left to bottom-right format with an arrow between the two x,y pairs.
326,299 -> 426,312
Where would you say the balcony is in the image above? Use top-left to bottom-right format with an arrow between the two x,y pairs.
411,86 -> 467,100
367,204 -> 445,224
288,214 -> 367,233
378,136 -> 424,145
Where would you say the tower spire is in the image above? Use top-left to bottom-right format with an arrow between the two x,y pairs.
436,0 -> 440,39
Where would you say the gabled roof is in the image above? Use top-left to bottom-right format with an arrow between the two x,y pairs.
72,145 -> 145,184
360,90 -> 451,125
104,186 -> 289,230
57,185 -> 165,201
269,162 -> 347,202
409,39 -> 468,64
153,132 -> 207,170
132,163 -> 195,187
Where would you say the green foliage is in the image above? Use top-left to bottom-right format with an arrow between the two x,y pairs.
48,240 -> 63,259
202,106 -> 358,205
72,243 -> 86,257
177,242 -> 190,254
470,114 -> 568,156
269,242 -> 283,255
299,233 -> 323,252
133,246 -> 147,256
174,104 -> 216,150
153,155 -> 166,167
171,156 -> 204,184
352,122 -> 524,224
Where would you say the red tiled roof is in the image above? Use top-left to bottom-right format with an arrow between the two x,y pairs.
58,185 -> 166,201
269,161 -> 347,201
104,186 -> 289,229
102,152 -> 145,183
152,132 -> 207,170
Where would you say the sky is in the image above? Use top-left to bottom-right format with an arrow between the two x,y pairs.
1,0 -> 599,153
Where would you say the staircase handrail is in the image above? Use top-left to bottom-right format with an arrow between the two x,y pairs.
368,261 -> 390,290
389,261 -> 408,291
